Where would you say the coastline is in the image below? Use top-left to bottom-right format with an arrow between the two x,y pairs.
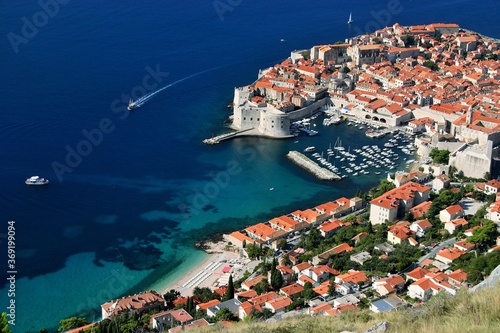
159,241 -> 254,297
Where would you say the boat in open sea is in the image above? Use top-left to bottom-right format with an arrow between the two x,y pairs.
127,98 -> 136,111
25,176 -> 49,185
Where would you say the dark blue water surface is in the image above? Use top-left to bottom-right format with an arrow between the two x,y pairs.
1,0 -> 499,331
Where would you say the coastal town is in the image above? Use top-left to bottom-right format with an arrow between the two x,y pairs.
63,23 -> 500,333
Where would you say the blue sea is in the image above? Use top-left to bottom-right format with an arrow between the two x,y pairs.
1,0 -> 499,331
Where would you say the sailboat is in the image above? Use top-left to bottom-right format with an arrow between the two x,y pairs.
127,98 -> 136,111
347,12 -> 353,24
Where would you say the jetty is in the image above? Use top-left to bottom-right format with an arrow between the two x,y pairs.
287,151 -> 341,181
203,128 -> 254,145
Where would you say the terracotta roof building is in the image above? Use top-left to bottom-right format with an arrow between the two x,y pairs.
101,290 -> 165,320
370,182 -> 431,225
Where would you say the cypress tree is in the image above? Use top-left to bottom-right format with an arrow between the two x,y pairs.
225,274 -> 235,300
186,296 -> 194,314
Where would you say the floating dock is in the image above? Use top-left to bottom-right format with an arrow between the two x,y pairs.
287,150 -> 341,181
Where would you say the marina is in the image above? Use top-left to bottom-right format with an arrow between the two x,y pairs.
291,112 -> 417,180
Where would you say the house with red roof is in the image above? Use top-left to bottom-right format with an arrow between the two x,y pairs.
373,275 -> 406,296
235,290 -> 258,301
313,280 -> 333,298
224,231 -> 254,248
454,239 -> 475,252
151,309 -> 193,331
484,179 -> 500,195
486,200 -> 500,223
101,290 -> 165,320
315,201 -> 340,216
439,204 -> 464,223
435,248 -> 466,264
335,270 -> 368,285
405,267 -> 429,282
370,182 -> 431,225
196,299 -> 221,312
312,243 -> 354,265
387,221 -> 415,245
291,262 -> 311,276
264,296 -> 293,314
241,275 -> 267,291
447,269 -> 468,287
408,278 -> 442,301
279,283 -> 304,300
169,319 -> 210,333
238,291 -> 278,320
298,265 -> 339,286
409,201 -> 432,219
318,219 -> 343,238
270,215 -> 309,233
444,218 -> 468,234
410,219 -> 433,238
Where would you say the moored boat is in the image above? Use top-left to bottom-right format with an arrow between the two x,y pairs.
25,176 -> 49,186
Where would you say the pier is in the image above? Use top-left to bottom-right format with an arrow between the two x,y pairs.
287,150 -> 341,181
203,128 -> 254,145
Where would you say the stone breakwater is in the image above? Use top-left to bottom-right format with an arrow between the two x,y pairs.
287,150 -> 340,181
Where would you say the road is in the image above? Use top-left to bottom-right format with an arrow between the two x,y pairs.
417,237 -> 456,265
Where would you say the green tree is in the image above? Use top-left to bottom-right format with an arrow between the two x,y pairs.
281,254 -> 292,267
246,242 -> 261,259
429,148 -> 450,163
371,179 -> 396,198
163,289 -> 181,307
468,220 -> 498,247
278,238 -> 288,250
193,287 -> 220,303
402,34 -> 416,46
328,283 -> 336,297
58,317 -> 88,332
1,313 -> 12,333
225,274 -> 235,301
467,270 -> 483,285
214,308 -> 235,322
254,280 -> 269,295
302,282 -> 316,301
423,60 -> 439,71
186,296 -> 194,314
270,258 -> 283,290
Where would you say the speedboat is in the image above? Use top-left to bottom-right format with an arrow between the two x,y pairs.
127,98 -> 136,111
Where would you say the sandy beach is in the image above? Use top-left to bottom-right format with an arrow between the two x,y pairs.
161,241 -> 260,297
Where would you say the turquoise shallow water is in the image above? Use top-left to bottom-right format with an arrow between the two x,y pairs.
1,0 -> 499,331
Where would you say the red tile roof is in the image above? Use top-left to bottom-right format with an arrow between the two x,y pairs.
370,182 -> 431,209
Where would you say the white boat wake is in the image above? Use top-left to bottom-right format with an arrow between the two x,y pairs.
133,66 -> 223,108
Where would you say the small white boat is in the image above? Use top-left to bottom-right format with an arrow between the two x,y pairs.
25,176 -> 49,186
127,98 -> 136,111
304,146 -> 316,152
269,187 -> 274,191
348,12 -> 353,24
